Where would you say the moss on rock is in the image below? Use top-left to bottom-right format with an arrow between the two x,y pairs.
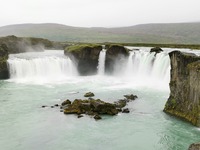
105,44 -> 130,73
64,44 -> 103,75
66,44 -> 102,53
164,51 -> 200,127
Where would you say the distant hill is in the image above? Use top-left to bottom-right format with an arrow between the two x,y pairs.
0,22 -> 200,44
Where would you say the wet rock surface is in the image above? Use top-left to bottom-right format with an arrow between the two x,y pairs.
43,92 -> 138,120
150,47 -> 163,56
164,51 -> 200,126
188,142 -> 200,150
0,44 -> 9,79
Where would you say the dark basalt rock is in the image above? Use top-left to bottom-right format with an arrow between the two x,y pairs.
105,44 -> 129,74
124,94 -> 138,101
0,44 -> 9,79
188,142 -> 200,150
77,114 -> 84,118
63,99 -> 119,116
114,99 -> 127,108
61,99 -> 71,106
84,92 -> 95,97
150,47 -> 163,56
164,51 -> 200,127
59,93 -> 138,120
94,114 -> 102,120
122,108 -> 130,113
41,105 -> 48,108
64,44 -> 102,75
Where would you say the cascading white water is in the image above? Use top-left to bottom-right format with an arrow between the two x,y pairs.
122,50 -> 170,88
7,50 -> 78,83
97,49 -> 106,75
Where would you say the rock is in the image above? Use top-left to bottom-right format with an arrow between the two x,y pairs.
77,114 -> 84,118
61,99 -> 71,106
60,110 -> 64,112
0,44 -> 9,79
0,35 -> 63,54
117,108 -> 122,112
94,114 -> 102,120
164,51 -> 200,127
90,100 -> 118,115
150,47 -> 163,56
41,105 -> 48,108
122,108 -> 130,113
105,44 -> 129,73
188,142 -> 200,150
124,94 -> 138,100
51,106 -> 54,108
114,99 -> 127,108
84,92 -> 95,97
54,104 -> 59,107
64,44 -> 102,75
63,99 -> 119,117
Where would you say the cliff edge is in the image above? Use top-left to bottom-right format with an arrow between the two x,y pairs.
164,51 -> 200,126
0,44 -> 9,79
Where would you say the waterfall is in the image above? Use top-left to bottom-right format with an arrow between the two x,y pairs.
97,49 -> 106,75
7,50 -> 78,83
123,50 -> 170,87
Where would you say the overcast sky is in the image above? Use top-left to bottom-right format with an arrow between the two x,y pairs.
0,0 -> 199,27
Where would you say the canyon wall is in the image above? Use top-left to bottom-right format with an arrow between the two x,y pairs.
164,51 -> 200,126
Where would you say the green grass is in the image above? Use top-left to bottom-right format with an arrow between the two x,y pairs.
66,44 -> 102,52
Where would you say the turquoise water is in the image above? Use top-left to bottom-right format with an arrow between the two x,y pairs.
0,76 -> 199,150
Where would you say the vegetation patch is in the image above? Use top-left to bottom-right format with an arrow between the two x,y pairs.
66,44 -> 102,52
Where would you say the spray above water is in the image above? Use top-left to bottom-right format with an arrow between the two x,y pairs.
7,50 -> 78,83
7,48 -> 171,89
121,50 -> 170,88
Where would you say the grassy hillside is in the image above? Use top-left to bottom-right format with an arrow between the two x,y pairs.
0,22 -> 200,44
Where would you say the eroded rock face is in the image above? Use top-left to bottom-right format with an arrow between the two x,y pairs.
0,44 -> 9,79
105,44 -> 129,73
64,44 -> 102,75
164,51 -> 200,126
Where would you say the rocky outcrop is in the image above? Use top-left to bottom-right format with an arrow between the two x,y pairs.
0,44 -> 9,79
150,47 -> 163,54
164,51 -> 200,126
64,44 -> 102,75
188,142 -> 200,150
0,35 -> 63,54
105,44 -> 129,73
84,92 -> 95,97
59,92 -> 138,120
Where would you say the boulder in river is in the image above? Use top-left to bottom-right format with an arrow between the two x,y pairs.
124,94 -> 138,101
84,92 -> 95,97
188,142 -> 200,150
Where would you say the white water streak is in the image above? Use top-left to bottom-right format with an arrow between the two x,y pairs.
97,49 -> 106,75
7,50 -> 78,83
